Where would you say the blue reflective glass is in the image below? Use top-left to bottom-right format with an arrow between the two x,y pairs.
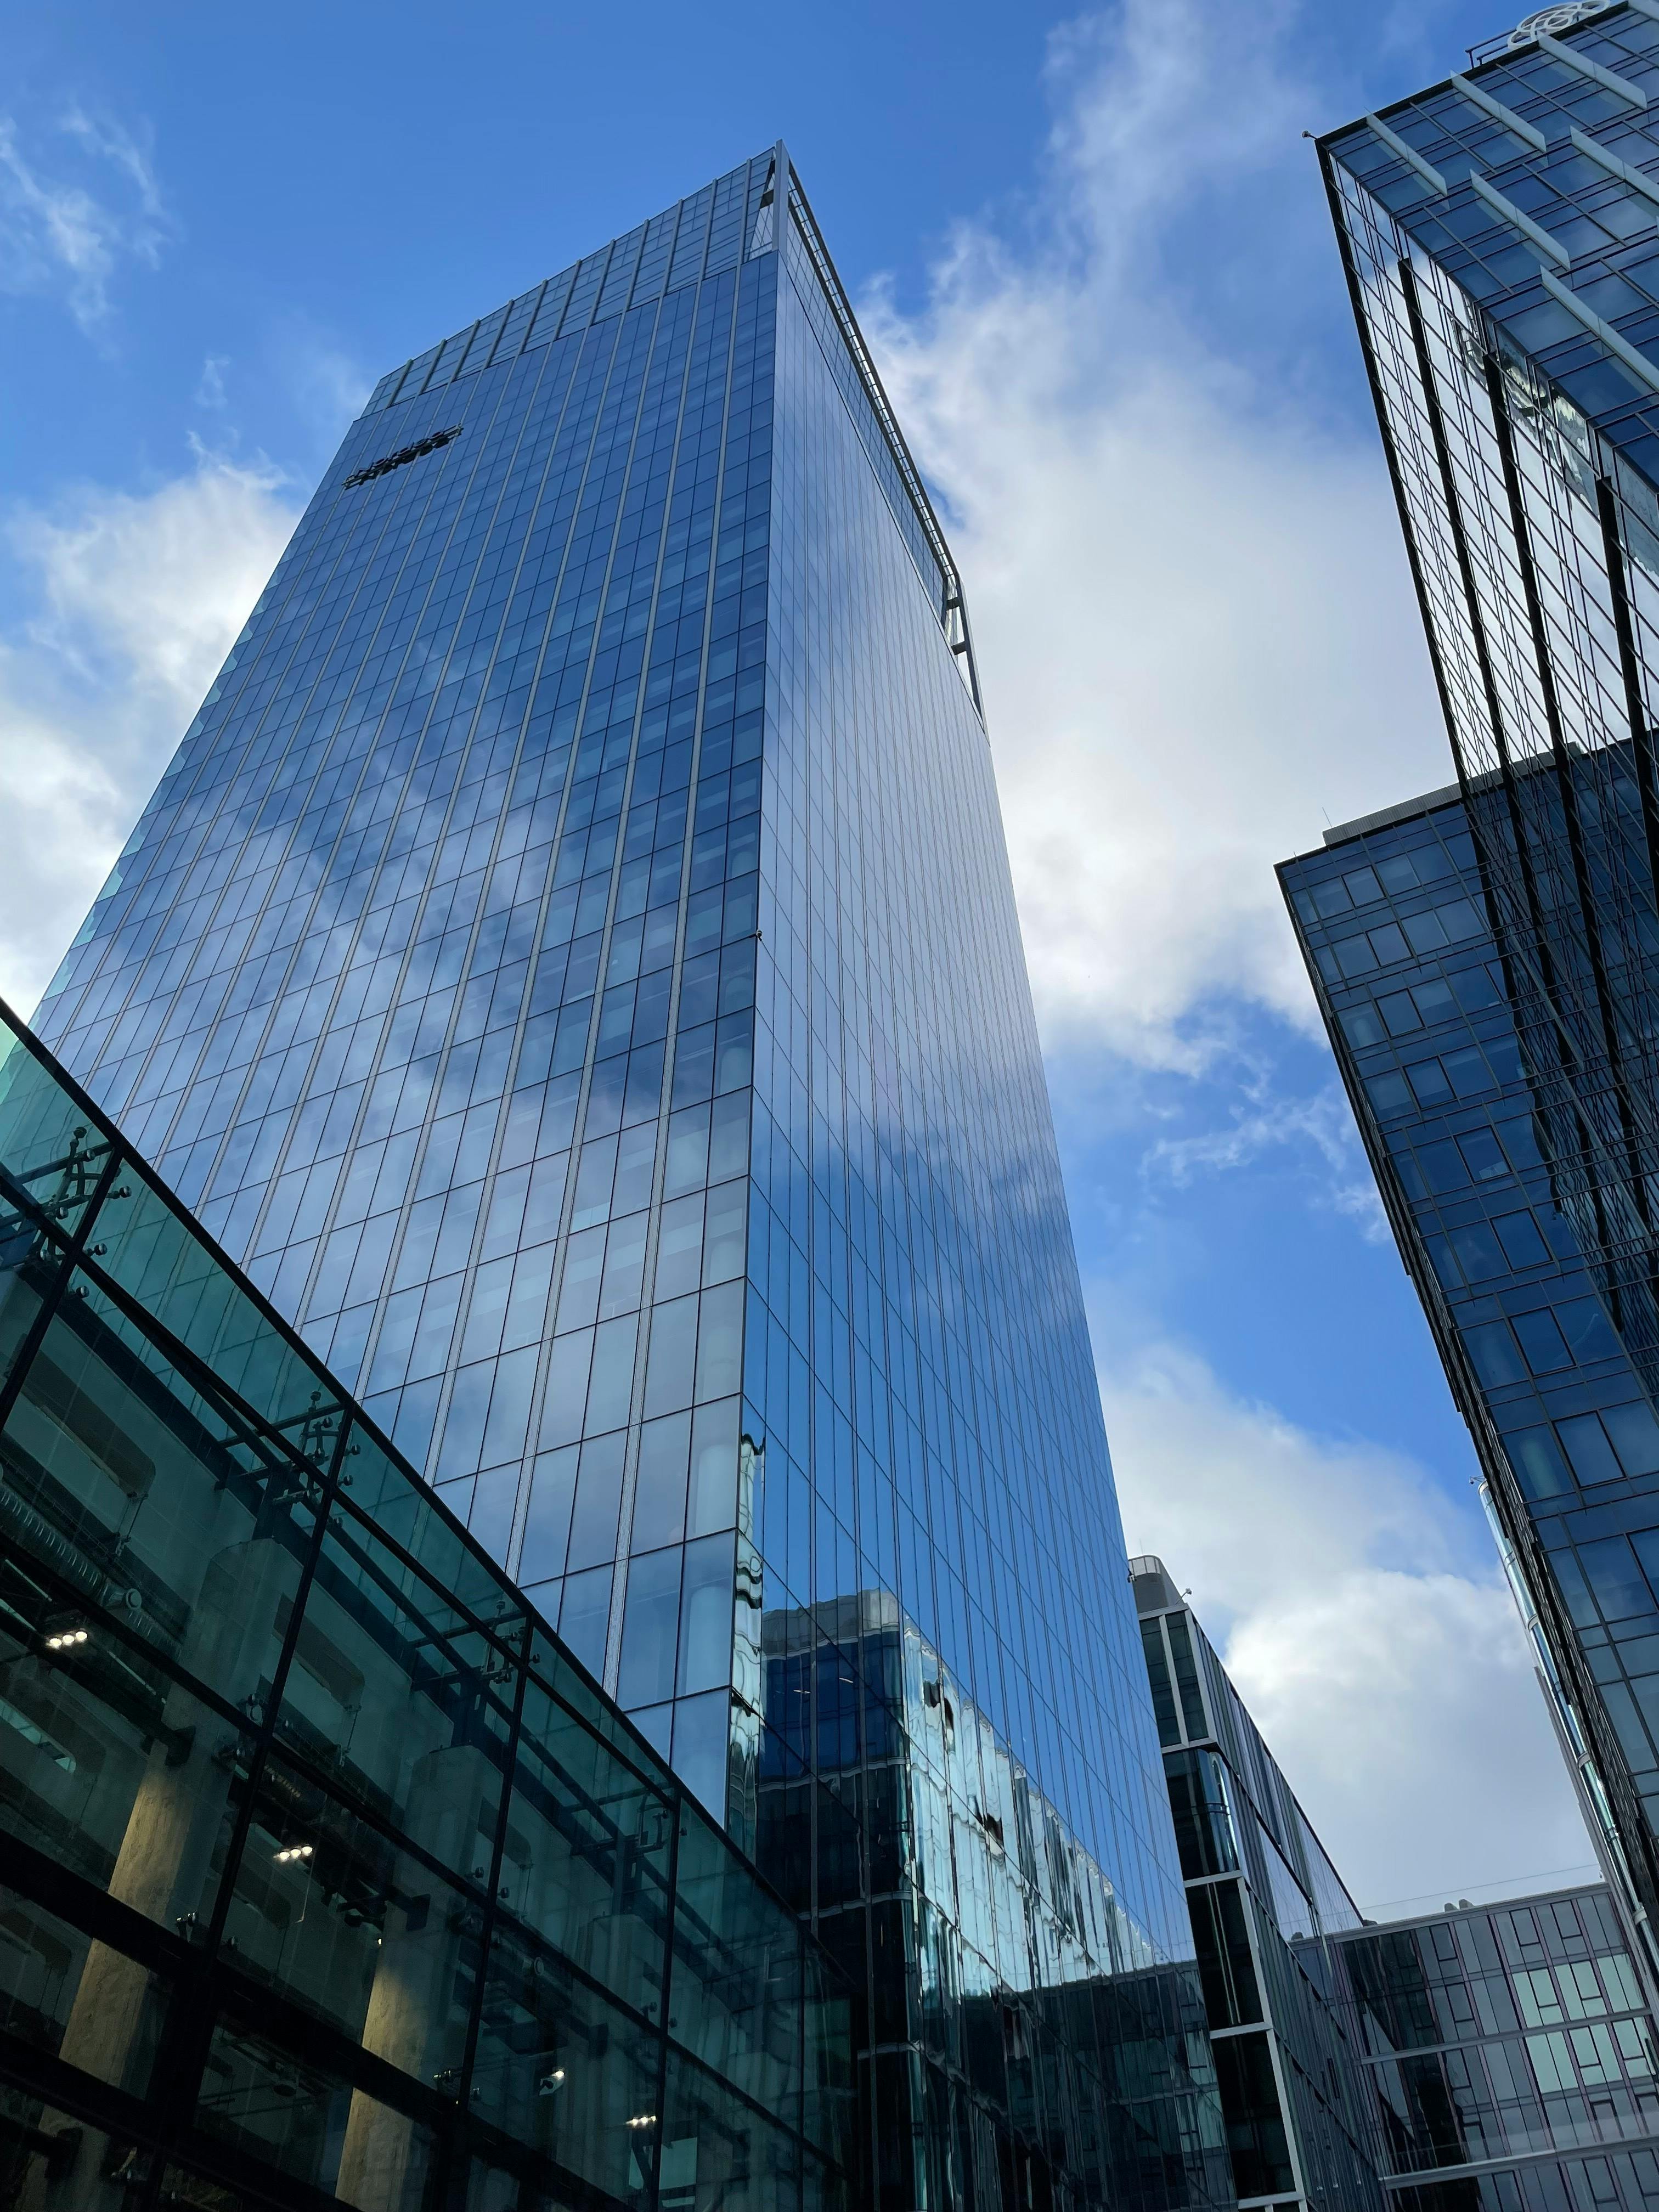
33,150 -> 1227,2205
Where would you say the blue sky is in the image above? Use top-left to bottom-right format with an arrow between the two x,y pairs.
0,0 -> 1599,1913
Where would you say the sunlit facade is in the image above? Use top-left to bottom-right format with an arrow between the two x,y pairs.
29,151 -> 1225,2208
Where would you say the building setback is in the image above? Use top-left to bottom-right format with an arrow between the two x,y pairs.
27,151 -> 1227,2207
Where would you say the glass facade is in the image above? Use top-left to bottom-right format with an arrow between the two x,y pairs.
1333,1887 -> 1659,2209
1320,3 -> 1659,1417
22,150 -> 1223,2206
1282,792 -> 1659,1996
1301,0 -> 1659,2028
0,998 -> 853,2211
1133,1556 -> 1385,2210
759,1589 -> 1228,2212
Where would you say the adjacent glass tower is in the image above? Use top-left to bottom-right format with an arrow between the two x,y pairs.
1301,0 -> 1659,2014
29,151 -> 1225,2205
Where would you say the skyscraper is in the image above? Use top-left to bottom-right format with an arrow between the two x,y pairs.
1318,0 -> 1659,1396
30,151 -> 1226,2205
1292,0 -> 1659,2004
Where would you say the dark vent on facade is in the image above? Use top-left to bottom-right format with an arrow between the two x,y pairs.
343,426 -> 460,490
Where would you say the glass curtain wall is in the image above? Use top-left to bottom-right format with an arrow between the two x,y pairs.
1333,1888 -> 1659,2208
1320,2 -> 1659,1407
1311,0 -> 1659,2024
30,152 -> 784,1818
0,1001 -> 851,2212
1133,1558 -> 1384,2211
1282,795 -> 1659,1993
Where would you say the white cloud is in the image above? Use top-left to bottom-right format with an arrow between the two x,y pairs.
278,326 -> 374,452
868,0 -> 1452,1068
196,354 -> 230,410
0,106 -> 172,333
1101,1335 -> 1596,1914
1140,1069 -> 1389,1236
0,449 -> 298,1015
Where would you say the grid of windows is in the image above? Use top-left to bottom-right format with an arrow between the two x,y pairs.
1283,800 -> 1659,2005
1321,2 -> 1659,1416
22,148 -> 1220,2210
0,997 -> 851,2212
1336,1889 -> 1659,2201
33,160 -> 781,1819
1135,1559 -> 1384,2211
1310,0 -> 1659,2067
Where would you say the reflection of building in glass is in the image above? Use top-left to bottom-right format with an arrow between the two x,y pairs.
26,148 -> 1222,2205
1132,1557 -> 1385,2210
757,1590 -> 1231,2210
1301,1 -> 1659,2005
0,1002 -> 852,2212
1331,1887 -> 1659,2207
1282,790 -> 1659,2007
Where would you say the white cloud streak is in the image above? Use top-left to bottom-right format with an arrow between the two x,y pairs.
868,0 -> 1452,1068
1141,1071 -> 1390,1236
0,450 -> 298,1015
0,106 -> 172,333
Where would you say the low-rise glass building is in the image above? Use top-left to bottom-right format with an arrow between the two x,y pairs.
0,997 -> 853,2212
1333,1886 -> 1659,2209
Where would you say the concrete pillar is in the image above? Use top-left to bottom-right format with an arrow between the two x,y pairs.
40,1532 -> 306,2212
335,1744 -> 500,2212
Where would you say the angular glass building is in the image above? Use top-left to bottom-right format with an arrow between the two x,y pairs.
1133,1556 -> 1385,2210
0,998 -> 854,2212
1282,789 -> 1659,1997
1301,0 -> 1659,2017
26,151 -> 1226,2206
